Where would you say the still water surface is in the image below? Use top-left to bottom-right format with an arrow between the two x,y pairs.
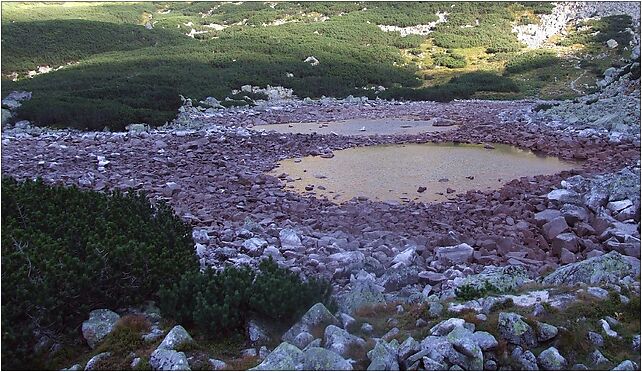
270,143 -> 578,203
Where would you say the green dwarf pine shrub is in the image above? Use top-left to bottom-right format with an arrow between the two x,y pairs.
159,258 -> 335,335
1,177 -> 197,370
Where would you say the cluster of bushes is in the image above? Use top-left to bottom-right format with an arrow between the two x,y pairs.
432,51 -> 467,68
1,178 -> 197,370
2,2 -> 562,130
431,4 -> 524,53
1,177 -> 336,369
504,50 -> 561,74
378,71 -> 519,101
159,259 -> 335,335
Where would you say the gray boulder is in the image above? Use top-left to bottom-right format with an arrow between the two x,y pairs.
471,331 -> 498,351
536,322 -> 558,342
498,312 -> 537,347
537,347 -> 566,370
337,277 -> 385,314
613,360 -> 638,370
292,332 -> 315,350
435,243 -> 474,265
303,347 -> 353,370
446,327 -> 483,370
367,340 -> 399,370
381,265 -> 419,291
542,251 -> 640,286
150,349 -> 191,371
81,309 -> 120,349
511,347 -> 538,371
324,325 -> 366,358
250,342 -> 303,370
590,349 -> 610,366
430,318 -> 465,336
84,352 -> 112,371
158,325 -> 193,350
1,109 -> 11,126
454,265 -> 530,294
248,319 -> 271,345
282,303 -> 339,343
279,228 -> 302,250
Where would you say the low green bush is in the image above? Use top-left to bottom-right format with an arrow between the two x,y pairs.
1,177 -> 197,370
505,50 -> 561,74
433,51 -> 467,69
159,259 -> 335,335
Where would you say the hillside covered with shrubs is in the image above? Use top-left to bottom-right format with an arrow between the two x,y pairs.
0,2 -> 634,130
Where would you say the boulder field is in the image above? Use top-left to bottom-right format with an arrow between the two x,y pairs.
2,86 -> 641,370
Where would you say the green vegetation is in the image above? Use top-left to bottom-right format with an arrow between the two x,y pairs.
505,50 -> 561,73
558,15 -> 634,52
455,282 -> 502,301
432,50 -> 467,69
159,258 -> 335,335
0,1 -> 625,130
1,177 -> 197,370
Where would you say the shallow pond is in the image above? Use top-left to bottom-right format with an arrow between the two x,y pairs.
270,143 -> 578,203
254,118 -> 455,136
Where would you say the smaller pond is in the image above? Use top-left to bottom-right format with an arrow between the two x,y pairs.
270,143 -> 579,203
254,118 -> 456,136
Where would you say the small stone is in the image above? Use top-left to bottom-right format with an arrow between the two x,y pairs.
587,331 -> 604,347
209,358 -> 227,370
361,323 -> 374,334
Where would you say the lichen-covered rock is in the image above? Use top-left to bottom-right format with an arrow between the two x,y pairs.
81,309 -> 120,349
430,318 -> 465,336
248,319 -> 271,345
367,340 -> 399,370
542,251 -> 640,286
471,331 -> 498,351
250,342 -> 303,371
323,325 -> 366,358
612,360 -> 639,370
282,303 -> 339,343
536,322 -> 558,342
435,243 -> 474,265
303,347 -> 353,370
446,326 -> 483,370
150,349 -> 191,371
537,347 -> 566,370
292,331 -> 315,350
158,325 -> 194,350
85,352 -> 112,371
454,265 -> 530,294
511,347 -> 538,371
337,277 -> 385,315
498,312 -> 537,347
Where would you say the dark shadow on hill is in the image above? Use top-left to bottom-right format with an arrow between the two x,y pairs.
1,19 -> 189,74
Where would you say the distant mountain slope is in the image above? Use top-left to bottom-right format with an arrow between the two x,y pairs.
1,1 -> 638,130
